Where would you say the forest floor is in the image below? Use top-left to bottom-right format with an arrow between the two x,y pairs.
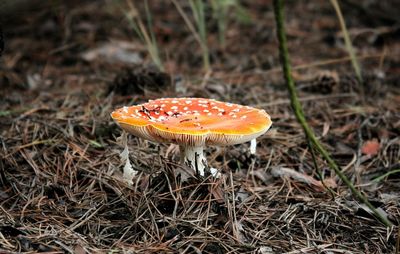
1,0 -> 399,253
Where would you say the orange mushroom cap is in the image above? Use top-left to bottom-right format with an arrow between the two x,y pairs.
111,98 -> 272,146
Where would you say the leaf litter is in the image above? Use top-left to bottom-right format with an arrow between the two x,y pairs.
0,0 -> 399,253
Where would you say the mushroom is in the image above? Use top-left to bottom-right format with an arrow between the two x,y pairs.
111,98 -> 272,179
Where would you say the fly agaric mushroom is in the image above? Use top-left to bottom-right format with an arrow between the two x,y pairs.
111,98 -> 272,178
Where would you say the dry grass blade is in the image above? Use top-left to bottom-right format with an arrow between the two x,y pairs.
172,0 -> 210,71
125,0 -> 164,71
330,0 -> 363,84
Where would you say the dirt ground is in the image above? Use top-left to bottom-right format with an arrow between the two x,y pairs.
1,0 -> 399,253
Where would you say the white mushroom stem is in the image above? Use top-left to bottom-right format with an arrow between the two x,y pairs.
250,139 -> 257,155
179,145 -> 206,176
178,145 -> 221,178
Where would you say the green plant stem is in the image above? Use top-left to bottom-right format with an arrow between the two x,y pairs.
272,0 -> 392,227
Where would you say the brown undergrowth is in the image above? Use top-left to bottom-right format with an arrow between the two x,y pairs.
1,0 -> 399,253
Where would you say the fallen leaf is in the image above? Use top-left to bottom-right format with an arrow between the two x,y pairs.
361,139 -> 380,156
